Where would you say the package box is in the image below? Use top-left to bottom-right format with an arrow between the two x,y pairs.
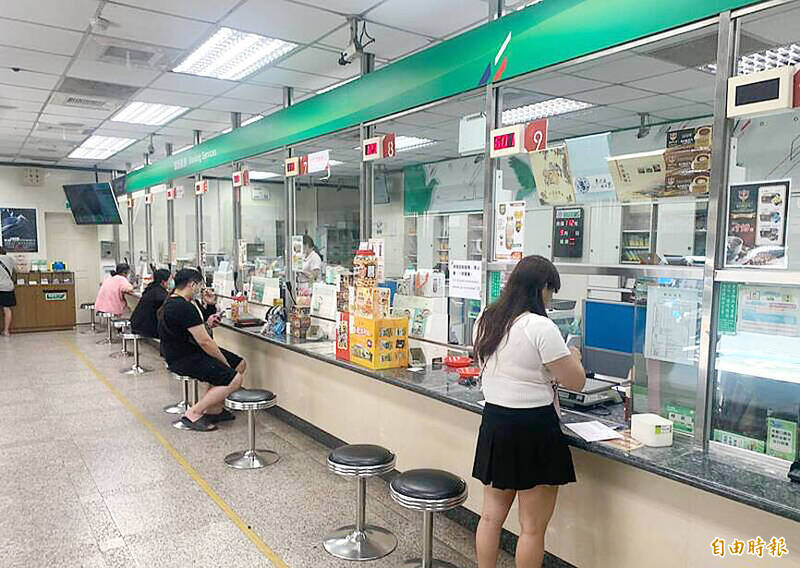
336,311 -> 351,361
354,286 -> 391,318
350,315 -> 410,370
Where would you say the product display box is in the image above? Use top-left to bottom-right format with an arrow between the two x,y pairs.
349,315 -> 410,370
354,286 -> 391,319
336,311 -> 350,361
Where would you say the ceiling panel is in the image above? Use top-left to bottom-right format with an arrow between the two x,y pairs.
741,3 -> 800,46
98,3 -> 213,50
653,103 -> 714,120
67,59 -> 161,87
567,54 -> 684,83
150,73 -> 237,96
223,0 -> 346,44
42,103 -> 114,120
617,94 -> 696,114
0,110 -> 38,122
278,47 -> 357,79
249,67 -> 338,90
670,85 -> 716,104
94,121 -> 158,135
170,117 -> 232,133
301,0 -> 383,13
224,83 -> 284,104
1,0 -> 100,31
574,85 -> 651,105
319,21 -> 432,60
514,73 -> 611,97
202,97 -> 271,114
182,109 -> 233,125
38,113 -> 102,128
0,46 -> 71,75
0,97 -> 45,112
119,0 -> 243,22
135,88 -> 212,108
367,0 -> 487,38
0,84 -> 51,102
0,19 -> 83,54
0,117 -> 35,129
627,69 -> 716,94
0,69 -> 60,90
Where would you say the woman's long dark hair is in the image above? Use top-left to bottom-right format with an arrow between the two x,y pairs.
474,255 -> 561,364
303,234 -> 324,261
145,268 -> 171,292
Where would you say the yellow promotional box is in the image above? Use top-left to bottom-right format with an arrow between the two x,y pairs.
350,315 -> 410,370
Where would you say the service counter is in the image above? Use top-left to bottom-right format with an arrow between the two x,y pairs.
0,272 -> 76,333
216,321 -> 800,568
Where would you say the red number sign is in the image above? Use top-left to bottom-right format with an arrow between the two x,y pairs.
299,155 -> 309,175
493,132 -> 515,150
524,119 -> 548,151
382,133 -> 396,159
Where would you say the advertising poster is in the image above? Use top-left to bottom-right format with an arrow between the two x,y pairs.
737,285 -> 800,337
607,150 -> 666,202
565,133 -> 616,203
495,201 -> 526,260
663,125 -> 712,198
0,207 -> 38,252
725,180 -> 790,268
529,145 -> 575,205
449,260 -> 482,300
291,235 -> 304,271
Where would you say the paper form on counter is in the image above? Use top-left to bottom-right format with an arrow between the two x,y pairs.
565,421 -> 623,442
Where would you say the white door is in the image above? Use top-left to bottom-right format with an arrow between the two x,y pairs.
45,212 -> 100,323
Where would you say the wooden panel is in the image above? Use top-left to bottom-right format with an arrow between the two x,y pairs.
1,272 -> 76,333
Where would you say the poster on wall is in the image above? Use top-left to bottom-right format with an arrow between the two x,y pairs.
0,207 -> 38,252
725,180 -> 790,268
529,145 -> 575,205
291,235 -> 304,271
449,260 -> 482,300
565,133 -> 616,203
495,201 -> 525,261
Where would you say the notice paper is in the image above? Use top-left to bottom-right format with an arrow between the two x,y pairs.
565,421 -> 623,442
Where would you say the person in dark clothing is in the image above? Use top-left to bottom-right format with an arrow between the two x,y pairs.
158,268 -> 244,432
130,269 -> 171,338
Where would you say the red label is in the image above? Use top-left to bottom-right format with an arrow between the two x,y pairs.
524,119 -> 548,151
286,161 -> 296,172
242,168 -> 249,186
299,155 -> 309,175
493,132 -> 515,150
365,142 -> 378,156
166,187 -> 176,200
382,133 -> 396,159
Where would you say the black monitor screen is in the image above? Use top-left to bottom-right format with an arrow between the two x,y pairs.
63,183 -> 123,225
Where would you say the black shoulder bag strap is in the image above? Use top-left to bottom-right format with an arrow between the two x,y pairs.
0,259 -> 12,280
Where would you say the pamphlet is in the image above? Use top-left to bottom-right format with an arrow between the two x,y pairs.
725,180 -> 790,268
495,201 -> 526,260
565,421 -> 623,442
291,235 -> 304,271
737,285 -> 800,337
529,145 -> 575,205
643,286 -> 702,365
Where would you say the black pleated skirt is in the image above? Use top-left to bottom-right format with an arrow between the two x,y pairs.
472,402 -> 576,491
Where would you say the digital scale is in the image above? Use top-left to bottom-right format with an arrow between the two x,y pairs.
558,377 -> 622,408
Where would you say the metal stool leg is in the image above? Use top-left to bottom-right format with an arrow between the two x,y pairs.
91,309 -> 96,333
323,476 -> 398,560
111,335 -> 131,358
123,338 -> 150,375
172,380 -> 196,430
402,512 -> 456,568
224,409 -> 279,469
96,318 -> 113,344
164,379 -> 190,414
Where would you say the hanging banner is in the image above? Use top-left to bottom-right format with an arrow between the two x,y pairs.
725,180 -> 790,269
291,235 -> 304,271
308,150 -> 330,173
529,145 -> 575,205
608,150 -> 666,202
449,260 -> 482,300
565,133 -> 615,203
495,201 -> 526,261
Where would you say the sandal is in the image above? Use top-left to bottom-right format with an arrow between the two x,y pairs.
180,415 -> 217,432
206,409 -> 235,423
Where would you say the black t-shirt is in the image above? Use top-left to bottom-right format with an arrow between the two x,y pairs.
158,296 -> 209,363
130,285 -> 168,338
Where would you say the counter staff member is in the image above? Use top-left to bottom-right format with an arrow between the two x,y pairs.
158,268 -> 244,432
130,268 -> 171,338
0,246 -> 16,337
95,263 -> 134,317
472,255 -> 585,568
297,235 -> 323,288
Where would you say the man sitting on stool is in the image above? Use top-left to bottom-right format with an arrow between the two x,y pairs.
158,268 -> 244,432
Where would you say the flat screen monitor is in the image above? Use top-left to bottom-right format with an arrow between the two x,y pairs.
110,175 -> 127,196
63,183 -> 123,225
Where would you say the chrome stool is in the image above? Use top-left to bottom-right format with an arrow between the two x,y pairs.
223,389 -> 279,469
121,333 -> 149,374
80,303 -> 100,334
390,469 -> 468,568
109,320 -> 131,358
95,312 -> 114,344
171,373 -> 206,430
324,444 -> 397,561
163,368 -> 191,414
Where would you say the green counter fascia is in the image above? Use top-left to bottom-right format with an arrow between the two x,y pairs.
125,0 -> 758,191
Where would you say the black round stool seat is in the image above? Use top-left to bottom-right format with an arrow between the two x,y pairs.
390,469 -> 468,511
80,302 -> 95,309
330,444 -> 394,468
228,388 -> 275,404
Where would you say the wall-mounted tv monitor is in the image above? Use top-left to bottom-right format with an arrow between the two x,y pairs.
63,183 -> 123,225
110,175 -> 127,196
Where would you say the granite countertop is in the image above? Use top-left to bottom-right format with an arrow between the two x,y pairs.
220,321 -> 800,523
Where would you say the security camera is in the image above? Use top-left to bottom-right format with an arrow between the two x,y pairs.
338,41 -> 360,66
11,67 -> 20,72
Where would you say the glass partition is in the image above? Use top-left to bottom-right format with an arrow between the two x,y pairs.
151,185 -> 169,266
370,90 -> 487,346
173,176 -> 198,266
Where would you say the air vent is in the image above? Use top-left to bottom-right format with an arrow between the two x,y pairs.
50,93 -> 121,112
103,45 -> 156,64
17,155 -> 59,163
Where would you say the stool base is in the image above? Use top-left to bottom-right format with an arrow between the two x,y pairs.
402,560 -> 460,568
224,449 -> 279,469
163,401 -> 188,414
323,525 -> 397,561
110,351 -> 132,359
122,365 -> 150,375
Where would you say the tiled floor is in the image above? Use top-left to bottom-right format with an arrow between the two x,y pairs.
0,330 -> 517,567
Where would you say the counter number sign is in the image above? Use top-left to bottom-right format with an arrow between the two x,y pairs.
382,133 -> 396,159
524,119 -> 548,152
194,179 -> 208,195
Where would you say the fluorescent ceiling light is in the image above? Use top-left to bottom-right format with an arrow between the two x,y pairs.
329,159 -> 344,166
112,102 -> 188,126
502,97 -> 593,125
249,171 -> 279,180
68,135 -> 137,160
701,42 -> 800,75
173,27 -> 297,81
173,145 -> 192,155
242,114 -> 264,126
395,135 -> 436,152
316,76 -> 358,95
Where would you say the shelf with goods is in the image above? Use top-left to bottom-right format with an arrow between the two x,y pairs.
620,203 -> 655,264
693,200 -> 708,256
404,216 -> 418,269
467,212 -> 484,260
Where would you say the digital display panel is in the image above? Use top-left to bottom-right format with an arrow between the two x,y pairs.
63,183 -> 122,225
493,132 -> 516,150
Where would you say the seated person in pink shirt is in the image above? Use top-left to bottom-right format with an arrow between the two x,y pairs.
95,263 -> 134,316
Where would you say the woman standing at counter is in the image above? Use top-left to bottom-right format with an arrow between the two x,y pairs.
472,255 -> 585,568
95,263 -> 134,317
297,235 -> 323,289
0,246 -> 16,336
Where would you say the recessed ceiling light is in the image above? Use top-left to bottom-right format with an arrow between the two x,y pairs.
502,97 -> 594,125
112,102 -> 188,126
395,136 -> 436,152
68,135 -> 137,160
173,145 -> 193,154
173,27 -> 297,81
249,171 -> 279,180
242,114 -> 264,126
700,42 -> 800,75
